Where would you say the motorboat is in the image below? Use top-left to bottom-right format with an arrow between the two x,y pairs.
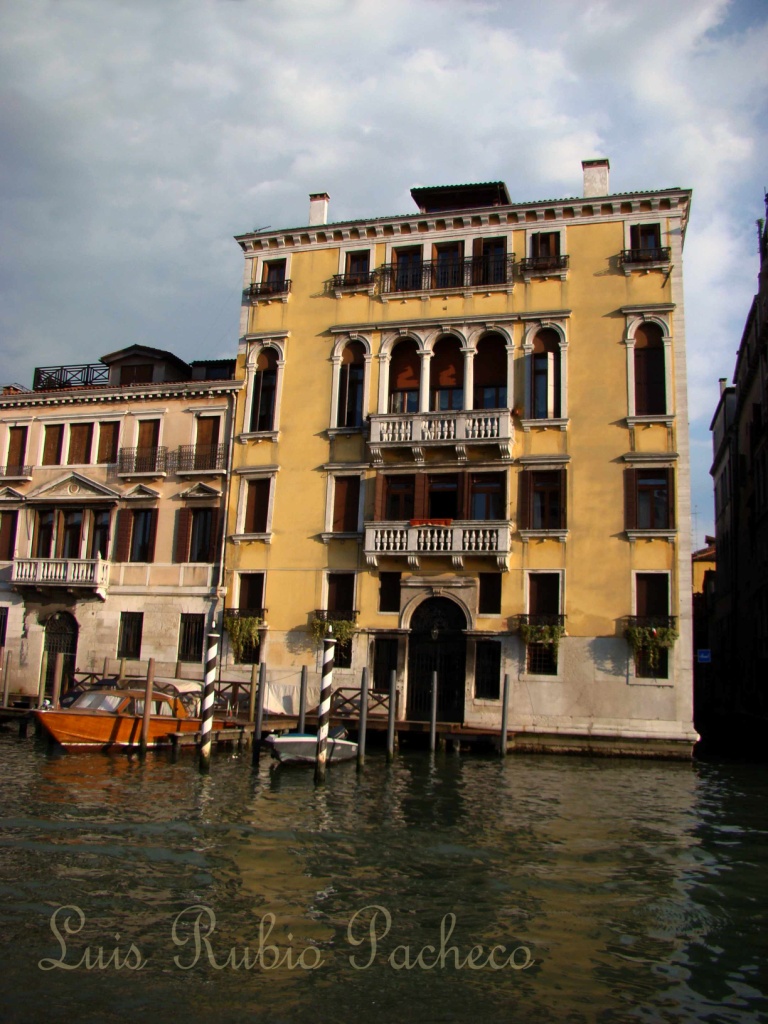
264,732 -> 358,765
33,688 -> 223,751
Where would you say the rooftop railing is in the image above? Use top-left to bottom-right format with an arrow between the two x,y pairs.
33,364 -> 110,391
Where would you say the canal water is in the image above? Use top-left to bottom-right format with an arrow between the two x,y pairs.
0,733 -> 766,1024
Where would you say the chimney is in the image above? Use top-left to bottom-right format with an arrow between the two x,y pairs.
719,377 -> 728,396
582,159 -> 610,198
309,192 -> 329,226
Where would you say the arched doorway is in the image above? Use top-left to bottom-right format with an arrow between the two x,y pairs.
407,597 -> 467,723
43,612 -> 78,695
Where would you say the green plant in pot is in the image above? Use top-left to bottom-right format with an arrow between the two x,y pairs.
223,614 -> 261,664
310,616 -> 356,654
519,621 -> 566,653
625,623 -> 678,670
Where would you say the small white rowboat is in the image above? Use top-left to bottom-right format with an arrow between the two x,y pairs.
264,733 -> 358,765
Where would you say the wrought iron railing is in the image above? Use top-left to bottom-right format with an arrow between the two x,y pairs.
33,364 -> 110,391
0,464 -> 32,478
518,614 -> 566,629
176,443 -> 228,472
378,255 -> 514,293
619,247 -> 671,265
246,280 -> 291,299
223,608 -> 266,620
314,609 -> 359,623
331,271 -> 376,289
518,254 -> 569,273
625,615 -> 677,631
117,446 -> 167,474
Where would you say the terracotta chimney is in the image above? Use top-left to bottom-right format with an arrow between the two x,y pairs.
309,193 -> 330,226
582,159 -> 610,198
719,378 -> 728,396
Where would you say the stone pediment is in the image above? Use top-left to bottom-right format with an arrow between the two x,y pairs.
0,486 -> 25,503
178,482 -> 221,500
25,472 -> 122,503
122,484 -> 160,500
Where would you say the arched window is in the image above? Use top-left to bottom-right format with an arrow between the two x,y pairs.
474,334 -> 507,409
388,340 -> 420,413
634,323 -> 666,415
430,336 -> 464,411
250,347 -> 278,432
531,329 -> 561,419
337,342 -> 365,428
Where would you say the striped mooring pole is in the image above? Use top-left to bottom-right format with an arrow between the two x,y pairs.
199,632 -> 219,773
314,630 -> 337,785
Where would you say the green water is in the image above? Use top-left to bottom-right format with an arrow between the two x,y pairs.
0,732 -> 766,1024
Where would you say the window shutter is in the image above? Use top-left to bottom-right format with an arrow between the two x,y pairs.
666,468 -> 675,529
558,468 -> 567,529
207,508 -> 220,563
115,509 -> 133,562
519,472 -> 531,530
42,425 -> 63,466
413,474 -> 429,520
546,352 -> 556,418
457,472 -> 469,520
624,469 -> 638,530
97,422 -> 119,463
0,511 -> 18,561
373,474 -> 386,522
137,420 -> 160,449
7,427 -> 27,469
245,479 -> 270,533
175,508 -> 192,563
630,225 -> 641,249
333,477 -> 360,532
67,423 -> 93,465
146,509 -> 158,563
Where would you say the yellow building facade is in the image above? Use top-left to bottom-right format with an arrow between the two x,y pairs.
223,160 -> 697,755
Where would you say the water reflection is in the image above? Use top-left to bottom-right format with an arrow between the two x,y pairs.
0,734 -> 766,1024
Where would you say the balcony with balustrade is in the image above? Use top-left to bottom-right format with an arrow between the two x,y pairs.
364,520 -> 510,571
378,255 -> 514,298
369,409 -> 513,463
117,447 -> 167,477
175,443 -> 228,474
12,556 -> 110,599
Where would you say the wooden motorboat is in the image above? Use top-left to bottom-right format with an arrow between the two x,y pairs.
33,688 -> 220,751
264,732 -> 358,765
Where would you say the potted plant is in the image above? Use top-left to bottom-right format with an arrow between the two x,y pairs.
625,622 -> 678,671
519,620 -> 566,655
223,613 -> 261,664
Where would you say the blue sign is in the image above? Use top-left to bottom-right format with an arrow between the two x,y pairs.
697,649 -> 712,664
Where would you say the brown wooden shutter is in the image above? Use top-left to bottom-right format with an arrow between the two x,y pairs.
333,477 -> 360,532
207,507 -> 220,562
196,417 -> 219,448
457,472 -> 469,520
146,509 -> 158,563
390,341 -> 420,389
7,426 -> 27,469
519,471 -> 531,530
624,469 -> 638,530
245,479 -> 270,533
0,511 -> 18,560
115,509 -> 133,562
414,474 -> 429,520
175,508 -> 192,563
558,468 -> 567,529
42,425 -> 63,465
138,420 -> 159,449
373,474 -> 386,522
67,423 -> 93,465
630,225 -> 641,249
97,422 -> 119,463
431,337 -> 463,388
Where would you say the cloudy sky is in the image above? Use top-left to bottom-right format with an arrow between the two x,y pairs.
1,0 -> 766,542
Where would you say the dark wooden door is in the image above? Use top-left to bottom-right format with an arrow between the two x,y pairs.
44,612 -> 78,695
407,597 -> 466,723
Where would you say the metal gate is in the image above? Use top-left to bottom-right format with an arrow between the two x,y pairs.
407,597 -> 466,723
43,612 -> 78,694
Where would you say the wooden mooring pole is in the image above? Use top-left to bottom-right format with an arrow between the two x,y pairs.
386,669 -> 397,763
314,634 -> 336,785
139,658 -> 155,756
429,670 -> 438,754
298,665 -> 308,734
0,647 -> 8,708
51,652 -> 64,709
248,663 -> 258,724
251,662 -> 267,766
37,652 -> 48,709
499,673 -> 510,757
199,634 -> 218,772
357,666 -> 369,769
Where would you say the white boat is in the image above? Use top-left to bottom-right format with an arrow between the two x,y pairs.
264,732 -> 358,765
